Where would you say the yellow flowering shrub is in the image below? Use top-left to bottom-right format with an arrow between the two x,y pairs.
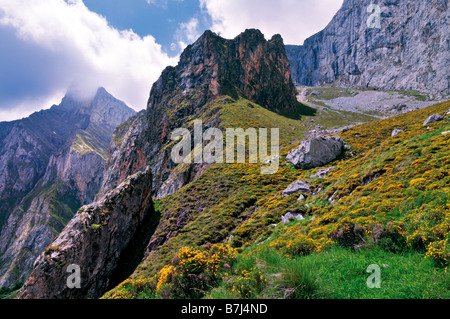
156,265 -> 175,291
149,243 -> 238,298
226,268 -> 267,298
101,278 -> 156,300
425,237 -> 450,267
409,178 -> 428,190
105,100 -> 450,299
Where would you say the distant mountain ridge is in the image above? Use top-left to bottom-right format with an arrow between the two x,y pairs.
0,87 -> 135,288
286,0 -> 449,98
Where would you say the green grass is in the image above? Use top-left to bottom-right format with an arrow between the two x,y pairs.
304,87 -> 361,101
219,98 -> 307,144
104,99 -> 450,300
207,245 -> 450,299
73,124 -> 111,160
387,90 -> 430,102
220,97 -> 379,144
0,283 -> 22,299
298,246 -> 449,299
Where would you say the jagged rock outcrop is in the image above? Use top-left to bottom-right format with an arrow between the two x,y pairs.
286,136 -> 345,170
0,88 -> 135,288
18,167 -> 154,299
286,0 -> 449,98
146,29 -> 297,116
99,29 -> 298,199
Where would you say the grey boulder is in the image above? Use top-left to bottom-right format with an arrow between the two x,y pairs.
282,212 -> 305,224
391,129 -> 404,137
282,180 -> 312,197
423,114 -> 445,126
287,136 -> 344,170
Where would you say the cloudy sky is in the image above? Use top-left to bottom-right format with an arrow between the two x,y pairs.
0,0 -> 343,121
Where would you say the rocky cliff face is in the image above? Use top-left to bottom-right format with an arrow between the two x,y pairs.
18,167 -> 154,299
286,0 -> 449,98
99,29 -> 298,199
0,88 -> 135,288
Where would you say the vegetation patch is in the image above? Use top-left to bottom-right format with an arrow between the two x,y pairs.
104,100 -> 450,299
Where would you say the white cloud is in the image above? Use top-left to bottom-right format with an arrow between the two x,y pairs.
146,0 -> 168,9
175,17 -> 201,50
0,0 -> 177,120
199,0 -> 343,45
0,91 -> 65,122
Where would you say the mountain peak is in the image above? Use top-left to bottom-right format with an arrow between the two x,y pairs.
89,87 -> 136,131
149,28 -> 297,114
54,86 -> 136,133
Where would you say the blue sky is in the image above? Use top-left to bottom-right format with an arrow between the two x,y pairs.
0,0 -> 343,121
83,0 -> 210,56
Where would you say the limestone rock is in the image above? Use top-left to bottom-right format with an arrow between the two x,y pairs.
311,167 -> 335,179
282,212 -> 305,224
282,180 -> 312,197
391,129 -> 404,137
0,88 -> 135,288
18,167 -> 154,299
423,114 -> 445,126
286,136 -> 345,170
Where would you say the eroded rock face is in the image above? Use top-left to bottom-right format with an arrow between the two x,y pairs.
286,0 -> 449,98
18,167 -> 154,299
287,136 -> 345,170
150,29 -> 297,115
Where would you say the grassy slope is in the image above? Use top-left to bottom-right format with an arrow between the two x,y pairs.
72,124 -> 111,160
103,99 -> 450,300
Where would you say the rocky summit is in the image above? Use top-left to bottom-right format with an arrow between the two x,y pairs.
99,29 -> 299,200
0,87 -> 135,289
286,0 -> 449,99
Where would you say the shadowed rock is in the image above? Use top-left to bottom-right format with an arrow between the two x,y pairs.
18,167 -> 154,299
